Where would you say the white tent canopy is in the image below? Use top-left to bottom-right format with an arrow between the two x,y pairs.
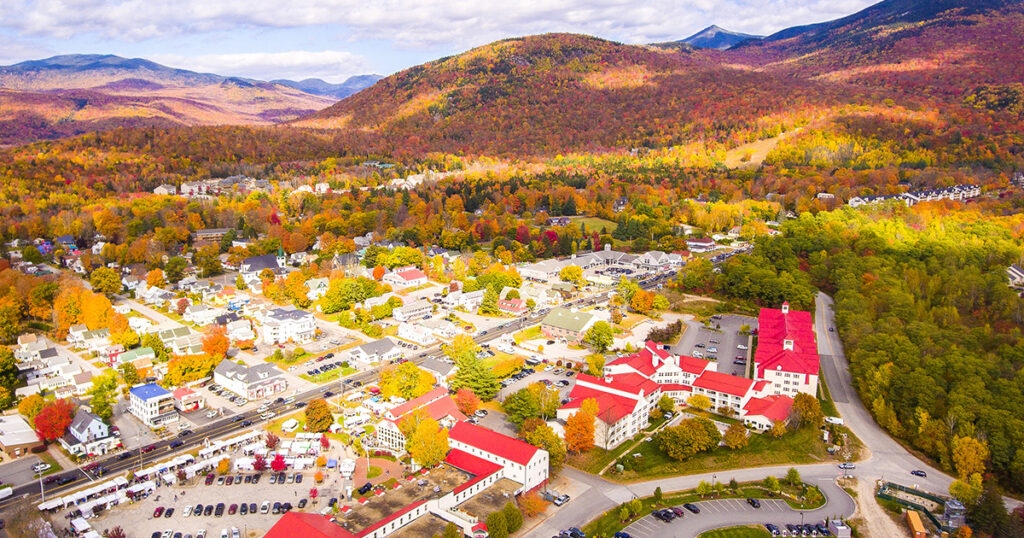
71,517 -> 91,533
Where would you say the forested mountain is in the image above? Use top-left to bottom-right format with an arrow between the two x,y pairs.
676,25 -> 761,50
726,0 -> 1024,99
0,54 -> 336,146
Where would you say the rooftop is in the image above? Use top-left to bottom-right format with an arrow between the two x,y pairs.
449,421 -> 539,466
129,383 -> 171,401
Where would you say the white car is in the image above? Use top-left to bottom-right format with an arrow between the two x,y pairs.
183,504 -> 193,517
543,364 -> 554,372
31,463 -> 50,473
205,410 -> 219,419
231,527 -> 240,538
707,347 -> 718,353
737,344 -> 748,350
260,501 -> 271,514
220,530 -> 229,538
196,531 -> 207,538
257,404 -> 270,413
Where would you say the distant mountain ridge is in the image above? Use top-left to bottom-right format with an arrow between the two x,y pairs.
0,53 -> 378,145
678,25 -> 762,50
272,75 -> 383,99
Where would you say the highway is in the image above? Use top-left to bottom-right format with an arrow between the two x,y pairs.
0,272 -> 668,514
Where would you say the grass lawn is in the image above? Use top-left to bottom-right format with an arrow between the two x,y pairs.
367,465 -> 383,479
617,312 -> 649,331
567,433 -> 646,474
574,216 -> 618,234
609,427 -> 835,482
700,525 -> 772,538
38,451 -> 63,476
513,326 -> 542,344
817,375 -> 839,418
583,481 -> 822,537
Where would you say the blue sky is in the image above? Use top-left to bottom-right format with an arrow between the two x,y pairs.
0,0 -> 876,82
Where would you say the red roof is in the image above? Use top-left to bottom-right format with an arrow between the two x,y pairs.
172,387 -> 196,399
692,370 -> 754,397
609,372 -> 661,395
659,383 -> 693,393
743,395 -> 794,422
497,298 -> 526,312
395,268 -> 427,281
678,355 -> 711,375
559,379 -> 645,424
446,449 -> 503,494
266,512 -> 354,538
449,421 -> 539,466
755,305 -> 819,376
386,387 -> 448,420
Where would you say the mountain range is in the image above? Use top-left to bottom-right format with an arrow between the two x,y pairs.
2,0 -> 1022,151
0,54 -> 379,145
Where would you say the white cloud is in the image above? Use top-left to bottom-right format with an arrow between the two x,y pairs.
149,50 -> 373,83
0,0 -> 878,49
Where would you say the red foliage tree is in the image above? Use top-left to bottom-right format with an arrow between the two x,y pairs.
34,398 -> 75,441
270,454 -> 287,472
454,388 -> 481,416
265,432 -> 280,450
253,454 -> 267,471
320,434 -> 330,450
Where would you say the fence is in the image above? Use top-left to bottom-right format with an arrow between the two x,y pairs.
875,482 -> 954,533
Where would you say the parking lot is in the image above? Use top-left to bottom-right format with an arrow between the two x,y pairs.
623,497 -> 807,538
60,470 -> 349,538
672,314 -> 756,378
497,366 -> 577,402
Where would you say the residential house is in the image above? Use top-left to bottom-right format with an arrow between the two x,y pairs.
129,383 -> 178,427
397,323 -> 434,346
183,304 -> 223,326
393,299 -> 432,322
1008,265 -> 1024,288
497,298 -> 527,315
81,329 -> 112,353
331,253 -> 360,272
214,360 -> 287,400
632,251 -> 684,272
59,409 -> 121,457
240,254 -> 283,285
685,237 -> 717,253
226,319 -> 256,342
374,388 -> 467,454
540,307 -> 595,345
261,308 -> 316,345
348,339 -> 403,364
382,267 -> 428,289
113,347 -> 156,369
613,196 -> 629,213
153,184 -> 176,196
422,318 -> 458,340
441,290 -> 484,310
306,277 -> 330,301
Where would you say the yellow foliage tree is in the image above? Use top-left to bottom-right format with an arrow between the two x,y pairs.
407,418 -> 449,468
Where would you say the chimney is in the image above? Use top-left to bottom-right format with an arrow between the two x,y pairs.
781,301 -> 789,314
783,339 -> 794,351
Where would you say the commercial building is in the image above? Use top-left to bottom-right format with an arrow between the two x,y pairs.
172,387 -> 206,412
213,360 -> 287,400
261,307 -> 316,345
59,409 -> 121,457
393,299 -> 432,322
753,302 -> 819,397
382,267 -> 428,289
0,414 -> 44,457
348,339 -> 403,364
374,388 -> 466,454
129,383 -> 178,427
541,307 -> 595,344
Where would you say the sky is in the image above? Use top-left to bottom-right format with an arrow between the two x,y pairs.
0,0 -> 877,83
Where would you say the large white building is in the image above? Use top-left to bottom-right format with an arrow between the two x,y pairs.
753,302 -> 819,398
448,421 -> 549,493
382,267 -> 428,289
129,383 -> 178,427
374,388 -> 466,454
393,299 -> 432,322
59,409 -> 121,457
556,373 -> 660,450
261,308 -> 316,345
348,338 -> 403,364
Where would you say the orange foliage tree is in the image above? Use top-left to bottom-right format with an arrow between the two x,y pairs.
202,326 -> 230,358
454,388 -> 482,416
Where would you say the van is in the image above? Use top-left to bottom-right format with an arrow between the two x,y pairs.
282,396 -> 295,405
824,416 -> 844,426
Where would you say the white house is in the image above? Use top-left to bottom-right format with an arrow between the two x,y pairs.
213,360 -> 287,400
685,238 -> 717,253
59,409 -> 121,457
397,323 -> 435,346
393,299 -> 432,322
305,277 -> 329,301
261,308 -> 315,345
441,290 -> 485,310
183,304 -> 223,326
348,338 -> 403,364
382,267 -> 428,289
374,388 -> 466,454
226,319 -> 256,342
1009,265 -> 1024,288
557,374 -> 659,450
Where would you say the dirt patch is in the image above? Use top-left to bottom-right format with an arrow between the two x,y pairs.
723,128 -> 803,169
853,478 -> 907,538
391,513 -> 450,538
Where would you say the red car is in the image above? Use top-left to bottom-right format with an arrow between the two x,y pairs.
204,473 -> 215,486
228,504 -> 238,515
153,507 -> 164,518
141,445 -> 157,453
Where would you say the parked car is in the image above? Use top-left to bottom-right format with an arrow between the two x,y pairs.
228,504 -> 237,515
838,462 -> 855,470
205,473 -> 215,485
670,507 -> 685,517
31,463 -> 51,473
225,476 -> 233,486
203,505 -> 214,516
193,505 -> 204,517
911,470 -> 927,477
747,498 -> 761,508
260,501 -> 270,514
683,503 -> 701,513
214,503 -> 225,517
153,507 -> 164,518
358,482 -> 373,495
164,508 -> 174,518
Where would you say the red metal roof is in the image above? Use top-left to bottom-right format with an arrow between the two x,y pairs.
742,395 -> 794,422
446,449 -> 503,494
395,268 -> 427,281
754,306 -> 819,376
559,381 -> 644,424
449,421 -> 539,466
678,355 -> 711,375
692,370 -> 755,397
386,387 -> 448,420
265,512 -> 355,538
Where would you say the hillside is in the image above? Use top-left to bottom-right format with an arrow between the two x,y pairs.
724,0 -> 1024,99
0,54 -> 337,146
294,33 -> 852,156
